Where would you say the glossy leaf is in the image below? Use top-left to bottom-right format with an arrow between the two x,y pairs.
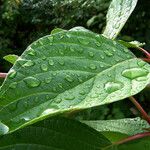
0,117 -> 110,150
3,54 -> 19,64
0,28 -> 150,134
83,117 -> 149,136
103,0 -> 138,39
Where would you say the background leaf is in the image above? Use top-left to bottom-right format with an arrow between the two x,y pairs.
0,28 -> 150,134
103,0 -> 138,39
3,54 -> 19,65
0,117 -> 110,150
83,117 -> 149,135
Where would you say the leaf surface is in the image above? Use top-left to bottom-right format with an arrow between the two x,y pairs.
0,117 -> 110,150
83,117 -> 149,135
103,0 -> 138,39
0,28 -> 150,134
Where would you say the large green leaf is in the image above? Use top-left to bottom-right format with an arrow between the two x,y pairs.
0,28 -> 150,134
83,117 -> 149,136
103,0 -> 138,39
0,117 -> 110,150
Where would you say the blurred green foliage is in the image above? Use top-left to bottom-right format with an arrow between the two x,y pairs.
0,0 -> 150,120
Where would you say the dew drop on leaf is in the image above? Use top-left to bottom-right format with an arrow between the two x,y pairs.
65,95 -> 75,100
137,61 -> 146,67
28,48 -> 36,56
45,77 -> 52,84
48,59 -> 54,66
104,81 -> 123,93
23,60 -> 35,67
65,75 -> 74,82
9,82 -> 17,89
89,64 -> 97,70
55,98 -> 62,103
78,38 -> 89,45
104,50 -> 113,56
122,68 -> 149,79
0,122 -> 9,135
23,77 -> 41,88
41,64 -> 48,71
59,60 -> 65,66
88,51 -> 94,57
8,70 -> 17,79
41,108 -> 58,116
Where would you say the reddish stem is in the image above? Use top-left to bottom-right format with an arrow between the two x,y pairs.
141,58 -> 150,62
0,73 -> 7,78
114,132 -> 150,145
138,47 -> 150,59
129,97 -> 150,125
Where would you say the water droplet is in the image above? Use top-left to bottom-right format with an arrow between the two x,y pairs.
41,108 -> 58,116
65,95 -> 75,100
58,83 -> 63,88
0,122 -> 9,135
79,91 -> 86,95
70,47 -> 75,52
104,50 -> 113,56
89,64 -> 97,70
42,56 -> 46,60
77,47 -> 84,53
90,93 -> 99,98
48,59 -> 54,66
45,77 -> 52,84
100,64 -> 104,68
28,48 -> 36,56
23,77 -> 41,88
23,60 -> 35,67
104,81 -> 123,93
100,55 -> 105,59
137,61 -> 146,67
22,116 -> 30,121
88,52 -> 94,57
9,82 -> 17,89
41,64 -> 48,71
55,98 -> 62,103
95,41 -> 101,47
59,49 -> 64,55
65,75 -> 74,82
52,87 -> 57,92
79,38 -> 89,45
48,36 -> 54,45
8,70 -> 17,79
59,60 -> 65,66
39,41 -> 43,45
122,68 -> 149,79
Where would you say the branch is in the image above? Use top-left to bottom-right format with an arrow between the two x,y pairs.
138,47 -> 150,59
115,132 -> 150,145
129,97 -> 150,125
0,73 -> 7,78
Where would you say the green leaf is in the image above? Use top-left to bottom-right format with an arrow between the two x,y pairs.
3,54 -> 19,64
0,117 -> 110,150
0,28 -> 150,134
103,0 -> 138,39
83,117 -> 149,136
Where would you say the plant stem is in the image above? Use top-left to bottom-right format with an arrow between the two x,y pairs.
129,96 -> 150,124
138,47 -> 150,59
114,132 -> 150,145
141,58 -> 150,62
0,73 -> 7,78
